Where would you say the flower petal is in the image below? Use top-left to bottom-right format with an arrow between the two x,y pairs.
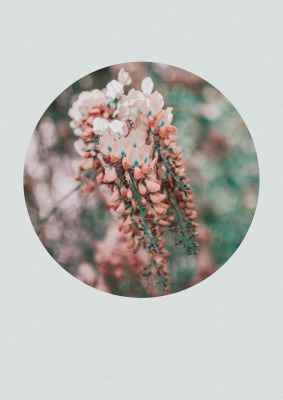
141,77 -> 154,94
127,128 -> 146,149
145,179 -> 161,193
156,107 -> 173,126
158,219 -> 170,227
98,132 -> 115,156
74,138 -> 86,156
118,68 -> 132,86
106,80 -> 124,99
103,166 -> 117,183
149,91 -> 164,115
109,120 -> 128,137
138,182 -> 147,195
149,193 -> 166,204
93,117 -> 109,134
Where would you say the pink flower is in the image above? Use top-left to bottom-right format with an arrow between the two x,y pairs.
69,90 -> 105,122
127,89 -> 145,108
150,192 -> 166,203
110,137 -> 130,162
103,166 -> 117,183
156,107 -> 173,127
145,177 -> 161,193
122,144 -> 153,169
141,153 -> 158,175
127,128 -> 147,149
99,132 -> 115,156
69,66 -> 198,290
138,182 -> 147,195
116,89 -> 146,121
109,120 -> 128,138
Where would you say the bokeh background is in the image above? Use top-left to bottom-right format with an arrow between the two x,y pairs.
24,62 -> 259,297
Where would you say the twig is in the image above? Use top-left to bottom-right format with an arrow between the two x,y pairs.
153,137 -> 191,192
36,183 -> 82,231
169,194 -> 196,255
128,169 -> 158,252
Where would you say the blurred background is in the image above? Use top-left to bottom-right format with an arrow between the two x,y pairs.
24,62 -> 259,297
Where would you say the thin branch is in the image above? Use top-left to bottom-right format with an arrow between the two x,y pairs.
128,169 -> 159,253
36,183 -> 82,231
153,136 -> 191,192
169,194 -> 197,255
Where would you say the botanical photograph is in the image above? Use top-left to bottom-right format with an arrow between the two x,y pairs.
24,62 -> 259,297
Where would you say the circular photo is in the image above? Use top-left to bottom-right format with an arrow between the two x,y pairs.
24,62 -> 259,297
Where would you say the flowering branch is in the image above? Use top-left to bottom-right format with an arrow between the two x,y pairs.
153,135 -> 191,193
68,68 -> 198,291
128,169 -> 159,253
169,194 -> 197,255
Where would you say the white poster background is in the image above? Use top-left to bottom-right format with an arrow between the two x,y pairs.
0,1 -> 282,399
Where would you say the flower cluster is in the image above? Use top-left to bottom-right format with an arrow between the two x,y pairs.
94,222 -> 163,297
69,68 -> 198,289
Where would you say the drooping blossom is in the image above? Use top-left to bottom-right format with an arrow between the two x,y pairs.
69,67 -> 198,293
106,80 -> 124,99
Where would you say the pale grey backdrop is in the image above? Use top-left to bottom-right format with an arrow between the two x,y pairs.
0,1 -> 282,399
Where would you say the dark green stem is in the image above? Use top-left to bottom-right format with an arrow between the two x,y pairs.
169,194 -> 196,255
128,169 -> 158,252
153,137 -> 191,192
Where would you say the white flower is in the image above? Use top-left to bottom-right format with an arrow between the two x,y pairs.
156,107 -> 173,126
68,89 -> 106,134
93,117 -> 109,135
116,89 -> 146,121
69,105 -> 81,122
109,120 -> 128,138
74,139 -> 95,157
148,91 -> 164,115
127,89 -> 145,108
69,70 -> 168,142
141,77 -> 154,94
73,127 -> 82,137
106,80 -> 124,99
90,89 -> 106,105
133,114 -> 149,130
127,127 -> 147,149
74,138 -> 86,156
115,95 -> 131,120
118,68 -> 132,86
128,89 -> 149,116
